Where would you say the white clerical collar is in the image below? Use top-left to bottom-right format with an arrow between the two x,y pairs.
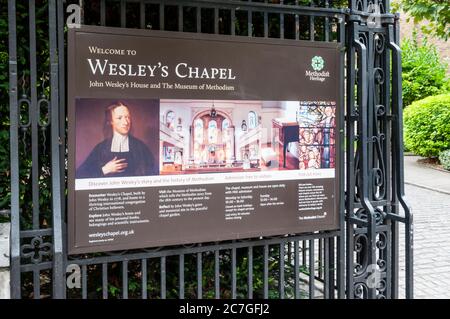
111,132 -> 129,152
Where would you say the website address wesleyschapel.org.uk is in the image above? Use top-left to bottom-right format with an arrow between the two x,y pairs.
88,230 -> 135,243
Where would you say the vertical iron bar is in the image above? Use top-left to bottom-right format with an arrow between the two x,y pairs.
29,0 -> 40,230
295,14 -> 299,40
367,30 -> 375,210
279,0 -> 284,39
294,241 -> 299,299
389,16 -> 398,299
140,0 -> 145,29
329,237 -> 336,299
214,7 -> 219,34
389,8 -> 400,291
392,214 -> 399,298
302,240 -> 306,267
375,22 -> 391,295
197,252 -> 202,299
161,256 -> 166,299
248,10 -> 252,37
178,5 -> 183,32
248,246 -> 253,299
309,239 -> 315,299
383,16 -> 394,299
102,263 -> 108,299
346,225 -> 354,298
280,12 -> 284,39
386,227 -> 392,299
142,259 -> 147,299
263,11 -> 268,38
196,6 -> 201,33
57,0 -> 66,262
263,245 -> 268,299
100,0 -> 106,26
8,0 -> 21,299
179,254 -> 184,299
120,0 -> 126,28
159,4 -> 164,30
287,242 -> 292,266
388,22 -> 413,299
338,16 -> 346,299
122,261 -> 128,299
33,270 -> 40,299
309,1 -> 315,41
79,0 -> 84,25
215,250 -> 220,299
231,8 -> 236,36
346,21 -> 357,300
324,238 -> 330,298
325,0 -> 330,42
318,238 -> 323,279
82,265 -> 87,299
49,0 -> 64,299
279,243 -> 285,299
232,248 -> 236,299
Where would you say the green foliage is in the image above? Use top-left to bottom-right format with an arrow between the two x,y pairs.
401,35 -> 449,106
438,150 -> 450,171
404,94 -> 450,158
0,0 -> 10,213
81,246 -> 315,299
0,1 -> 53,230
393,0 -> 450,40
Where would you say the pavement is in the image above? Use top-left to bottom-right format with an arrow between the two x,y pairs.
399,155 -> 450,299
404,155 -> 450,195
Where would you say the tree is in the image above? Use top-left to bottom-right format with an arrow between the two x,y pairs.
401,33 -> 449,106
393,0 -> 450,40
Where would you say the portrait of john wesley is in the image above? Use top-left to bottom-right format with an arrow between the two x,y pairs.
76,101 -> 158,179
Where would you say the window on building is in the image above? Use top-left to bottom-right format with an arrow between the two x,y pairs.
208,120 -> 218,144
166,110 -> 176,130
248,111 -> 257,129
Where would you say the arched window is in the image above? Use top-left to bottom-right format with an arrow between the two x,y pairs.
249,144 -> 259,159
248,111 -> 257,129
192,113 -> 235,164
194,119 -> 203,141
193,119 -> 204,163
166,110 -> 176,130
208,120 -> 218,144
222,119 -> 230,130
222,119 -> 231,160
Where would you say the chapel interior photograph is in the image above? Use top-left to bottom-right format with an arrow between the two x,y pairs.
159,99 -> 336,174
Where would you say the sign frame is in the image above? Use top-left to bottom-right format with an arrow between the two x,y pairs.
67,26 -> 343,254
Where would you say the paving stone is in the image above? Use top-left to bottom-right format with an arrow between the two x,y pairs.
399,184 -> 450,299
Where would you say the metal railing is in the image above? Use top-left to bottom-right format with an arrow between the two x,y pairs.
5,0 -> 412,299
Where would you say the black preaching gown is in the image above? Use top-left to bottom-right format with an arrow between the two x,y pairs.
76,135 -> 157,178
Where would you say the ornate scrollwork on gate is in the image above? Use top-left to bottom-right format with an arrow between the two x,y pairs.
21,236 -> 53,264
354,233 -> 368,276
346,0 -> 405,299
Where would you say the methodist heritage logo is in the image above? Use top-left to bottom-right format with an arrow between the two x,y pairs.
311,56 -> 324,71
306,55 -> 330,82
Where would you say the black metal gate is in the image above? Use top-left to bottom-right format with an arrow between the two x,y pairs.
5,0 -> 413,299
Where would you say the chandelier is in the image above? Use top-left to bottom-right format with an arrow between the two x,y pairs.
210,100 -> 217,118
